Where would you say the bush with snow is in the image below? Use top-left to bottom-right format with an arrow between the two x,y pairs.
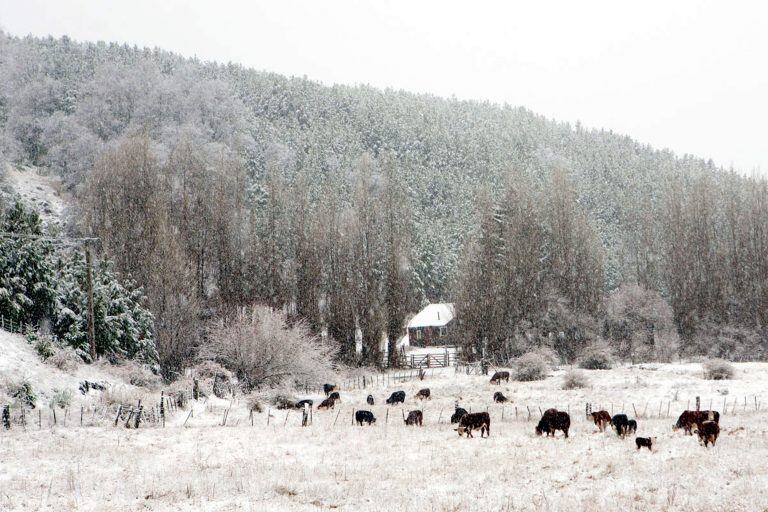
46,347 -> 80,373
202,305 -> 337,391
562,369 -> 589,389
49,389 -> 72,409
578,340 -> 615,370
4,379 -> 37,408
703,358 -> 735,380
513,352 -> 549,381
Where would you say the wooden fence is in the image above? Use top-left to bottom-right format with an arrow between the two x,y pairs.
0,316 -> 37,335
403,351 -> 458,369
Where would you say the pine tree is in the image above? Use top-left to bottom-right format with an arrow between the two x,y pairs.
0,200 -> 56,324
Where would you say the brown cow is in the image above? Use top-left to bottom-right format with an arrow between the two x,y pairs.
456,412 -> 491,438
588,410 -> 611,432
416,388 -> 431,400
404,410 -> 423,426
317,397 -> 335,410
673,410 -> 720,435
695,420 -> 720,447
493,391 -> 508,403
490,371 -> 510,384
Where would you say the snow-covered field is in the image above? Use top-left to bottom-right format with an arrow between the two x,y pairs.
2,328 -> 768,511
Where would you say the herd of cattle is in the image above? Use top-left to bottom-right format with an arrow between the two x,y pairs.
289,374 -> 723,449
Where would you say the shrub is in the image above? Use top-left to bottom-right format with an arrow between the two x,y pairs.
270,392 -> 297,410
247,395 -> 264,413
11,380 -> 37,408
33,334 -> 56,360
201,305 -> 337,391
49,389 -> 72,409
578,340 -> 614,370
193,360 -> 232,380
127,364 -> 162,389
513,352 -> 548,381
562,369 -> 589,390
46,348 -> 80,373
703,358 -> 734,380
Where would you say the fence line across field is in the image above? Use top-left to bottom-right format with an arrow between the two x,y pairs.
3,392 -> 764,432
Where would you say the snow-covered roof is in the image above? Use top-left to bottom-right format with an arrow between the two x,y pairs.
408,303 -> 455,328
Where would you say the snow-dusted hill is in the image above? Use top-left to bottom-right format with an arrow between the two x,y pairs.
0,328 -> 141,408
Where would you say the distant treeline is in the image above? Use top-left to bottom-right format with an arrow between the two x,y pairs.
1,32 -> 767,373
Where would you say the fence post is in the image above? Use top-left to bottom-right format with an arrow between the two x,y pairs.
160,391 -> 165,427
695,396 -> 700,411
134,400 -> 143,429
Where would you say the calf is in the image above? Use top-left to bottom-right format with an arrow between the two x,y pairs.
635,437 -> 655,451
450,407 -> 468,424
329,391 -> 341,401
674,410 -> 721,435
490,371 -> 510,384
588,410 -> 611,432
416,388 -> 431,400
323,383 -> 337,396
366,395 -> 375,406
404,410 -> 423,426
355,410 -> 376,426
318,397 -> 335,410
535,409 -> 570,438
493,391 -> 508,403
627,419 -> 637,434
456,412 -> 491,438
386,390 -> 406,405
695,420 -> 720,447
611,414 -> 630,437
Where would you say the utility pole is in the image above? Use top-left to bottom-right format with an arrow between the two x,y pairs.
85,245 -> 96,362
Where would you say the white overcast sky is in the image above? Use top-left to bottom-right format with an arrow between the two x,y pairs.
1,0 -> 767,174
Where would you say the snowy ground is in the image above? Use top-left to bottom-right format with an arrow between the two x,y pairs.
2,329 -> 768,511
2,164 -> 70,229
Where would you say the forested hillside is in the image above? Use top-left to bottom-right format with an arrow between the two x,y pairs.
2,32 -> 767,372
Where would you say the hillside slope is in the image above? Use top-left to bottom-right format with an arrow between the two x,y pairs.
0,328 -> 140,408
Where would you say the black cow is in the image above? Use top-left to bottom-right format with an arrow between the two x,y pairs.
323,383 -> 337,396
635,437 -> 654,451
627,419 -> 637,434
404,410 -> 423,426
386,391 -> 406,405
355,410 -> 376,426
493,391 -> 508,403
450,407 -> 468,424
674,410 -> 721,435
535,409 -> 570,438
318,397 -> 336,410
416,388 -> 431,400
695,420 -> 720,447
611,414 -> 630,437
295,399 -> 313,409
329,391 -> 341,401
456,412 -> 491,438
366,395 -> 375,406
490,371 -> 510,384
